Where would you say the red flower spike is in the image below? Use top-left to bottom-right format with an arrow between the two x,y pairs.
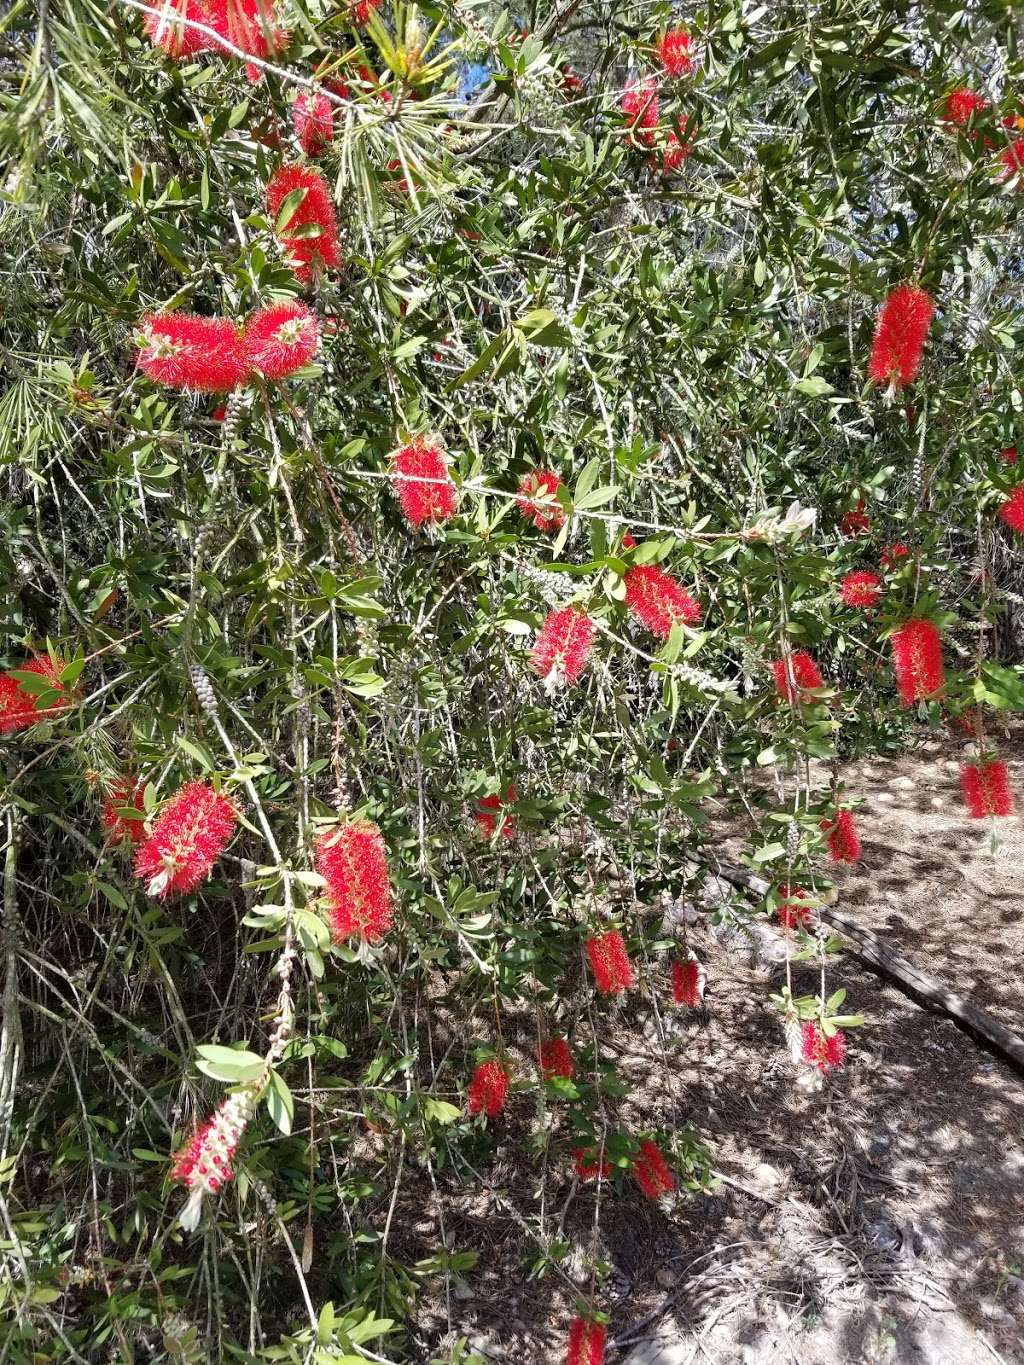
621,76 -> 659,132
349,0 -> 382,26
1000,138 -> 1024,185
839,571 -> 882,609
136,314 -> 249,393
943,87 -> 989,129
467,1060 -> 509,1118
999,486 -> 1024,534
205,0 -> 287,75
516,469 -> 567,530
538,1037 -> 574,1081
315,818 -> 393,943
142,0 -> 216,57
820,809 -> 861,864
839,500 -> 872,536
880,541 -> 910,570
801,1021 -> 847,1073
621,531 -> 637,549
671,956 -> 706,1007
658,133 -> 693,173
868,285 -> 935,389
633,1139 -> 675,1201
777,883 -> 814,932
134,782 -> 238,898
572,1147 -> 612,1181
961,761 -> 1015,818
771,651 -> 824,703
567,1317 -> 607,1365
0,656 -> 70,733
624,564 -> 700,639
293,91 -> 333,155
891,618 -> 945,706
242,301 -> 319,379
1000,445 -> 1019,465
102,777 -> 148,846
531,607 -> 596,689
266,164 -> 342,284
656,27 -> 695,78
171,1089 -> 254,1229
585,931 -> 634,996
392,436 -> 457,528
476,785 -> 517,840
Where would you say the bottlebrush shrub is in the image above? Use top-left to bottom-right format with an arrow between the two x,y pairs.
960,760 -> 1015,818
573,1147 -> 612,1181
242,301 -> 319,379
531,606 -> 595,689
292,91 -> 333,155
656,28 -> 695,78
538,1037 -> 574,1080
777,884 -> 814,931
0,656 -> 69,733
392,435 -> 457,527
172,1089 -> 255,1231
891,618 -> 945,705
476,785 -> 517,839
135,782 -> 238,898
998,486 -> 1024,534
315,818 -> 393,943
266,164 -> 342,283
586,931 -> 634,995
801,1022 -> 847,1073
101,777 -> 147,845
839,571 -> 882,608
771,651 -> 824,703
671,955 -> 706,1007
516,469 -> 567,530
632,1139 -> 675,1200
135,313 -> 249,393
867,285 -> 935,389
566,1317 -> 607,1365
820,809 -> 862,864
624,564 -> 700,638
467,1059 -> 509,1118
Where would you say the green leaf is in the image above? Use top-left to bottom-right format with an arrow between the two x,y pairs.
266,1070 -> 294,1135
195,1044 -> 264,1084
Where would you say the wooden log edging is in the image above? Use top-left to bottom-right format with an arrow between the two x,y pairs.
705,859 -> 1024,1075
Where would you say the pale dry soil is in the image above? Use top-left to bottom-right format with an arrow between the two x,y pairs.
402,735 -> 1024,1365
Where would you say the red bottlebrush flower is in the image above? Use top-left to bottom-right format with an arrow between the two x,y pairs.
1000,138 -> 1024,185
621,531 -> 637,549
624,564 -> 700,639
585,931 -> 634,996
621,76 -> 659,133
1000,445 -> 1019,465
134,782 -> 238,898
136,313 -> 249,393
998,486 -> 1024,534
560,64 -> 585,96
242,301 -> 319,379
142,0 -> 215,57
531,607 -> 596,689
0,656 -> 70,733
567,1317 -> 607,1365
315,818 -> 393,943
943,87 -> 989,128
839,500 -> 872,536
867,285 -> 935,389
891,618 -> 945,706
839,570 -> 882,609
101,777 -> 147,846
671,955 -> 706,1007
655,132 -> 693,173
516,469 -> 567,530
633,1139 -> 675,1201
293,91 -> 333,155
777,883 -> 814,932
348,0 -> 382,26
392,435 -> 457,528
467,1059 -> 509,1118
171,1089 -> 254,1230
476,785 -> 517,840
880,541 -> 910,570
820,809 -> 862,864
572,1146 -> 612,1181
538,1037 -> 574,1081
771,651 -> 824,703
211,404 -> 227,421
205,0 -> 287,74
656,27 -> 695,78
266,163 -> 342,284
961,760 -> 1015,818
801,1021 -> 847,1073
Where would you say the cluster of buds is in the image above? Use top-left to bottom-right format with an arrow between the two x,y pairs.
172,1088 -> 256,1231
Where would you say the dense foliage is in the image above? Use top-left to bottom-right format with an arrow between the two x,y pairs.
2,0 -> 1024,1358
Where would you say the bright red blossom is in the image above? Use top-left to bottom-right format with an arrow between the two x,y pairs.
801,1022 -> 847,1073
467,1060 -> 509,1118
960,761 -> 1015,818
349,0 -> 382,26
572,1147 -> 612,1181
136,313 -> 249,393
476,785 -> 517,840
656,28 -> 695,78
840,571 -> 882,608
943,87 -> 989,128
671,956 -> 705,1007
1000,445 -> 1019,465
531,607 -> 595,688
392,436 -> 457,527
142,0 -> 216,57
772,651 -> 824,703
881,541 -> 910,569
134,782 -> 238,898
840,501 -> 872,536
171,1090 -> 253,1229
633,1139 -> 675,1200
868,285 -> 935,388
516,469 -> 567,530
102,777 -> 147,845
891,618 -> 945,706
999,486 -> 1024,534
538,1038 -> 574,1080
624,564 -> 700,638
821,809 -> 861,864
1000,138 -> 1024,184
585,931 -> 634,996
0,657 -> 70,733
566,1317 -> 607,1365
315,818 -> 393,943
206,0 -> 287,79
266,164 -> 342,284
242,301 -> 319,379
293,91 -> 333,155
777,883 -> 814,932
621,77 -> 659,132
